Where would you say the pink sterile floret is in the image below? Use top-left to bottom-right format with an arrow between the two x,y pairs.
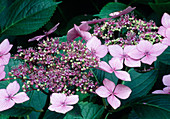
86,36 -> 108,58
48,93 -> 79,114
0,81 -> 29,111
67,23 -> 92,42
108,44 -> 141,67
99,58 -> 131,81
95,78 -> 132,109
158,13 -> 170,46
128,40 -> 168,65
152,74 -> 170,94
0,39 -> 13,66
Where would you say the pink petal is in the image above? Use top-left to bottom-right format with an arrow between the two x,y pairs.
0,89 -> 8,99
137,40 -> 153,52
79,22 -> 91,31
158,26 -> 166,37
0,39 -> 13,55
162,74 -> 170,86
28,35 -> 45,42
13,92 -> 29,103
0,98 -> 15,111
103,78 -> 115,92
0,66 -> 5,72
165,28 -> 170,38
67,27 -> 79,42
114,84 -> 132,99
162,38 -> 170,46
48,105 -> 57,111
86,36 -> 101,51
124,57 -> 141,67
74,24 -> 82,36
150,43 -> 168,56
98,61 -> 113,73
128,47 -> 144,59
47,23 -> 60,35
141,55 -> 157,65
108,45 -> 123,57
109,58 -> 123,70
152,90 -> 167,94
0,53 -> 11,66
6,81 -> 20,96
0,71 -> 6,80
50,93 -> 66,105
95,86 -> 111,98
163,87 -> 170,94
114,71 -> 131,81
81,31 -> 92,41
65,95 -> 79,105
124,45 -> 136,54
161,13 -> 170,28
53,105 -> 73,114
95,45 -> 108,58
107,95 -> 121,109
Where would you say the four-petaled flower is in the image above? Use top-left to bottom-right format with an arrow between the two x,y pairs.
158,13 -> 170,46
152,74 -> 170,94
108,45 -> 141,67
0,39 -> 13,66
99,58 -> 131,81
0,66 -> 5,80
67,23 -> 92,42
95,78 -> 132,109
0,81 -> 29,111
86,36 -> 108,58
128,40 -> 168,65
48,93 -> 79,114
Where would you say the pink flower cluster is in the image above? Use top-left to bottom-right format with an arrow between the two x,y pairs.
0,39 -> 13,80
152,74 -> 170,94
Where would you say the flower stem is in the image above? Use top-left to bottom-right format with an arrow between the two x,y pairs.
38,92 -> 52,119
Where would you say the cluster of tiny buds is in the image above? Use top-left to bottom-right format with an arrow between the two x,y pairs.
93,13 -> 162,47
10,37 -> 99,95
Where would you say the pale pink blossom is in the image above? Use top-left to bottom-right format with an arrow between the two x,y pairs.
158,13 -> 170,46
95,78 -> 132,109
0,39 -> 13,66
28,23 -> 60,42
99,58 -> 131,81
108,45 -> 141,67
48,93 -> 79,114
86,36 -> 108,58
0,81 -> 29,111
152,74 -> 170,94
67,23 -> 92,42
128,40 -> 168,65
0,66 -> 5,80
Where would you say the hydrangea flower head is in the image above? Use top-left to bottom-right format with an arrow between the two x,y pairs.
0,81 -> 29,111
48,93 -> 79,114
152,74 -> 170,94
95,78 -> 132,109
158,13 -> 170,45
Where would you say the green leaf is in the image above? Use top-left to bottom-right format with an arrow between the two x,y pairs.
155,0 -> 170,3
122,69 -> 158,103
132,94 -> 170,119
0,104 -> 34,117
157,46 -> 170,65
64,102 -> 105,119
44,110 -> 65,119
0,0 -> 61,35
95,2 -> 127,18
149,2 -> 170,15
